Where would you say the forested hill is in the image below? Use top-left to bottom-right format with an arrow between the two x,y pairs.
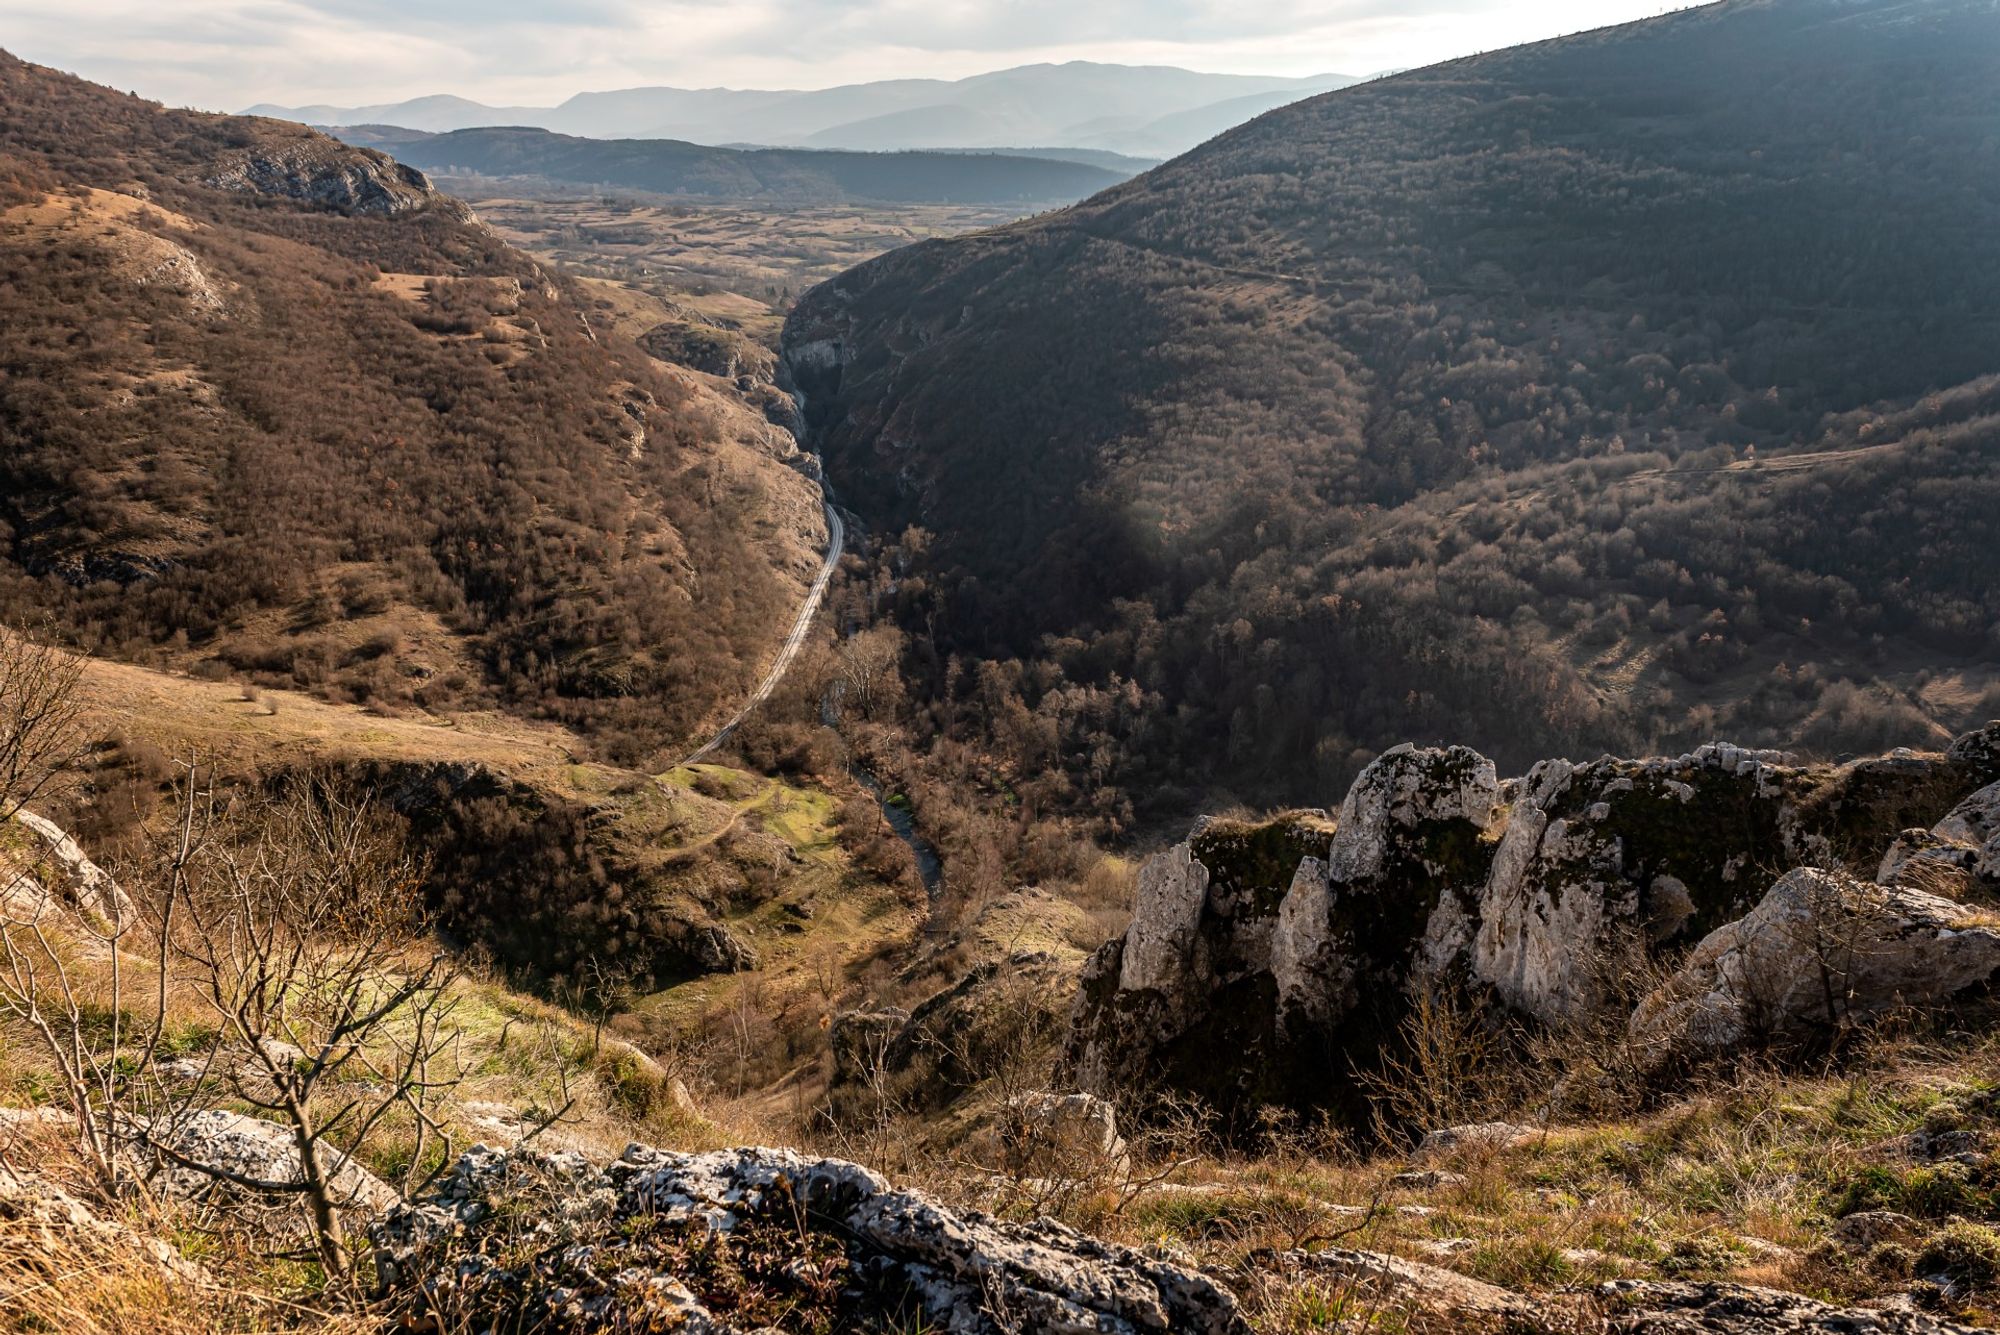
344,126 -> 1134,205
786,0 -> 2000,818
0,52 -> 811,764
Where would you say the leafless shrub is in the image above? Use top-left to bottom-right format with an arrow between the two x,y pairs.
136,767 -> 466,1287
0,624 -> 85,824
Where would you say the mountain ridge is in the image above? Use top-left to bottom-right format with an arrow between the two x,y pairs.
783,0 -> 2000,820
243,61 -> 1359,157
327,124 -> 1138,205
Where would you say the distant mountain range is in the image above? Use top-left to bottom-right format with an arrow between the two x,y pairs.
329,125 -> 1137,206
246,62 -> 1359,160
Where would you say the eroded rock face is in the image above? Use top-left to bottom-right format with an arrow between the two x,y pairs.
1066,811 -> 1338,1118
1069,749 -> 1510,1124
205,136 -> 457,217
1066,730 -> 1994,1124
372,1143 -> 1248,1335
1948,722 -> 2000,787
1625,869 -> 2000,1064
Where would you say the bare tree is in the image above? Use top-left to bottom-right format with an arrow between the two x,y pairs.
835,627 -> 904,721
0,625 -> 128,1193
140,768 -> 466,1287
0,624 -> 84,825
563,952 -> 638,1059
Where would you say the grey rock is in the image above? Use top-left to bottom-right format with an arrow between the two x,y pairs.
1389,1168 -> 1468,1190
149,1109 -> 398,1217
1066,735 -> 1991,1124
206,137 -> 453,217
1830,1211 -> 1920,1249
1627,869 -> 2000,1064
1880,782 -> 2000,892
1008,1091 -> 1129,1165
372,1143 -> 1248,1334
1948,722 -> 2000,786
1597,1279 -> 1983,1333
1277,1248 -> 1538,1323
8,808 -> 133,927
1415,1122 -> 1540,1160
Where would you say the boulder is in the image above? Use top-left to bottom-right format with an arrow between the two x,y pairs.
372,1143 -> 1248,1335
828,1007 -> 910,1087
1273,745 -> 1501,1029
1470,742 -> 1922,1023
1948,722 -> 2000,787
686,922 -> 758,973
1389,1168 -> 1469,1190
1006,1092 -> 1129,1171
147,1109 -> 398,1218
1880,782 -> 2000,893
7,808 -> 133,927
1415,1122 -> 1540,1160
0,1161 -> 208,1286
1275,1248 -> 1540,1324
1596,1279 -> 1983,1334
1830,1210 -> 1921,1250
829,951 -> 1074,1119
1627,869 -> 2000,1064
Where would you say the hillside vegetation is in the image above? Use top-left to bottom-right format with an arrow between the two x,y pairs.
788,0 -> 2000,828
0,51 -> 823,766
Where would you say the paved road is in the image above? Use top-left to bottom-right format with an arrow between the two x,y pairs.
677,498 -> 844,768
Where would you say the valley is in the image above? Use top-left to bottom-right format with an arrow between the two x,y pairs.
3,3 -> 2000,1332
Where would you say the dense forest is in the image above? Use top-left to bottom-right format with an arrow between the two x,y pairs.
343,126 -> 1133,206
0,52 -> 806,764
788,0 -> 2000,829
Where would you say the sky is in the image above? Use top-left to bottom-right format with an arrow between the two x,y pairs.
5,0 -> 1690,111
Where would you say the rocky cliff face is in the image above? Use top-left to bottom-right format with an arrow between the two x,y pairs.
205,131 -> 464,218
1065,727 -> 2000,1126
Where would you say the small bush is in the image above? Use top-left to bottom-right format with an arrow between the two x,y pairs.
1916,1222 -> 2000,1292
1658,1234 -> 1743,1277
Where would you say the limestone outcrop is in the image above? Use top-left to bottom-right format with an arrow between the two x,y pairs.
1065,726 -> 2000,1123
147,1109 -> 398,1218
1881,782 -> 2000,893
1626,869 -> 2000,1063
205,135 -> 459,217
4,808 -> 134,927
1597,1279 -> 1987,1334
371,1143 -> 1248,1335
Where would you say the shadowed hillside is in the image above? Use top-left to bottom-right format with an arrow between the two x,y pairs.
787,0 -> 2000,820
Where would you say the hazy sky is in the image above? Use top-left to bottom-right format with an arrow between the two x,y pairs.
8,0 -> 1689,110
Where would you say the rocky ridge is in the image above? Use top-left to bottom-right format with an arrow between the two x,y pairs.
370,1142 -> 1247,1334
1066,726 -> 2000,1123
206,129 -> 463,217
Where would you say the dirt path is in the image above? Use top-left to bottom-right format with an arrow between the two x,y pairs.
679,498 -> 844,768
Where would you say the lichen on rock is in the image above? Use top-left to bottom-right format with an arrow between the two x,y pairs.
1065,728 -> 2000,1127
372,1143 -> 1249,1334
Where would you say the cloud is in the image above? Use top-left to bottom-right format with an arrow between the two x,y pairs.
5,0 -> 1676,111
